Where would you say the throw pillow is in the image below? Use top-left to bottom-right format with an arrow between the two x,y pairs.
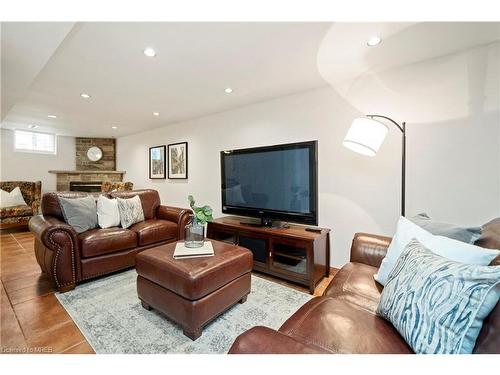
97,195 -> 121,229
117,195 -> 144,229
375,217 -> 500,286
411,213 -> 481,243
0,187 -> 28,208
377,239 -> 500,354
58,195 -> 98,233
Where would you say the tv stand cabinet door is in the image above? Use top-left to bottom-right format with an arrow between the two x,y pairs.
269,237 -> 312,286
237,231 -> 271,272
206,224 -> 237,245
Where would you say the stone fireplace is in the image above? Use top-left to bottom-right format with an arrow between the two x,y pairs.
49,137 -> 126,191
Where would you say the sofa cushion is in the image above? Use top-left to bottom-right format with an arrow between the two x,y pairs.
117,195 -> 144,229
79,227 -> 137,258
0,187 -> 28,208
323,262 -> 382,314
377,216 -> 499,286
59,195 -> 98,233
278,297 -> 412,354
377,239 -> 500,354
110,190 -> 160,220
129,219 -> 177,246
0,204 -> 32,218
411,213 -> 481,243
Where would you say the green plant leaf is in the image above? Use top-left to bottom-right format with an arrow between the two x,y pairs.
188,195 -> 195,207
201,205 -> 213,216
196,210 -> 206,222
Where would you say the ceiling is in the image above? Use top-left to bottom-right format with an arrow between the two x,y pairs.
317,22 -> 500,124
2,22 -> 499,137
1,22 -> 331,137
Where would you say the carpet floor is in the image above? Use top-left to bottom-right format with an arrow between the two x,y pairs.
56,270 -> 313,353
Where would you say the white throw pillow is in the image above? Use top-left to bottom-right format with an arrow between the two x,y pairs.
0,187 -> 28,208
97,195 -> 121,229
375,216 -> 500,286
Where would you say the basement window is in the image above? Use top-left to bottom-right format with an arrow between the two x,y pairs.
14,130 -> 57,155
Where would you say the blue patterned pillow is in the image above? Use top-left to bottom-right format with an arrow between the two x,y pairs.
377,239 -> 500,354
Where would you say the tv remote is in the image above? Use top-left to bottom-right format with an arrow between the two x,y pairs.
305,227 -> 323,232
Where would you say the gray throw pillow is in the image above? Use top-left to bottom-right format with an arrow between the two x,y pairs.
117,195 -> 144,229
58,195 -> 98,233
410,213 -> 481,244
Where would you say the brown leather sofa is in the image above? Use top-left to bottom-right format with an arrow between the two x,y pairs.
229,219 -> 500,354
29,189 -> 192,292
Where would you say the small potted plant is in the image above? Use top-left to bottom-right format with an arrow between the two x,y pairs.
185,195 -> 213,248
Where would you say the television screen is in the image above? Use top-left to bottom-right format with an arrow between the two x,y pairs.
221,141 -> 317,224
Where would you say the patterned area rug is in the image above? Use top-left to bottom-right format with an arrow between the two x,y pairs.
56,270 -> 312,354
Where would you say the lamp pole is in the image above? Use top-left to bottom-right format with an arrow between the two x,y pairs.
367,115 -> 406,217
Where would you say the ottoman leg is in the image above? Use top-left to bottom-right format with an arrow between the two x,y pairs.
239,295 -> 248,304
183,327 -> 202,341
141,300 -> 152,311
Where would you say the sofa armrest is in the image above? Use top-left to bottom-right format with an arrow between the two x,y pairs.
29,215 -> 80,291
350,232 -> 392,268
156,205 -> 193,240
228,326 -> 330,354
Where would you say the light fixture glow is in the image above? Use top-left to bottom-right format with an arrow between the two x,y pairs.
153,112 -> 159,116
111,126 -> 117,129
80,93 -> 91,99
224,87 -> 233,94
143,47 -> 156,57
47,114 -> 57,119
343,117 -> 389,156
367,36 -> 382,46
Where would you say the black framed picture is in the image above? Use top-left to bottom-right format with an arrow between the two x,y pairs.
149,145 -> 166,179
168,142 -> 188,179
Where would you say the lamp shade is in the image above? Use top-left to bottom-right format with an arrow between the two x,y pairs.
343,117 -> 389,156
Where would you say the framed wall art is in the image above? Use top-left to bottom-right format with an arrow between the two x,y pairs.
168,142 -> 188,179
149,145 -> 166,179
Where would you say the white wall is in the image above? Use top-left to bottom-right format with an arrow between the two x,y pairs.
0,128 -> 75,192
117,86 -> 499,268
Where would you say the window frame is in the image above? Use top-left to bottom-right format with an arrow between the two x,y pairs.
14,129 -> 58,155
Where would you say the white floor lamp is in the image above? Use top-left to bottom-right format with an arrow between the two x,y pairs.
343,115 -> 407,216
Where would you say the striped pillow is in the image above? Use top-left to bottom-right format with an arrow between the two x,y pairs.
377,239 -> 500,354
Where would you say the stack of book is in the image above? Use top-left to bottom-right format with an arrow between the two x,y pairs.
173,241 -> 215,259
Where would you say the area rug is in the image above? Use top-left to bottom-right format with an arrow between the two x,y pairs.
56,270 -> 313,354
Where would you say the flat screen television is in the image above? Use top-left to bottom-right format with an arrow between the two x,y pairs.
220,141 -> 317,226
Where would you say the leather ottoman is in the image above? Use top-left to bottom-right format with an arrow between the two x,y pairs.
136,240 -> 253,340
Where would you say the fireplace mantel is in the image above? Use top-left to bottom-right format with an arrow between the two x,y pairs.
49,170 -> 126,174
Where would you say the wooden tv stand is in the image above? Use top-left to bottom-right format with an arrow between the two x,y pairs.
207,216 -> 331,294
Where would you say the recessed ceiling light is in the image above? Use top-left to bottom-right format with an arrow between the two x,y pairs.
111,126 -> 117,129
153,112 -> 160,116
47,114 -> 57,119
367,36 -> 382,47
28,124 -> 39,129
224,87 -> 233,94
80,93 -> 91,99
143,48 -> 156,57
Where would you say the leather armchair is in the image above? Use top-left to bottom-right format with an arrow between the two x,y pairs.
29,189 -> 192,292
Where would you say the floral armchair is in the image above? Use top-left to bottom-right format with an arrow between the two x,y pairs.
0,181 -> 42,228
101,181 -> 134,193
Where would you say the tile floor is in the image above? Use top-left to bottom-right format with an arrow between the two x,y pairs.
0,228 -> 336,354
